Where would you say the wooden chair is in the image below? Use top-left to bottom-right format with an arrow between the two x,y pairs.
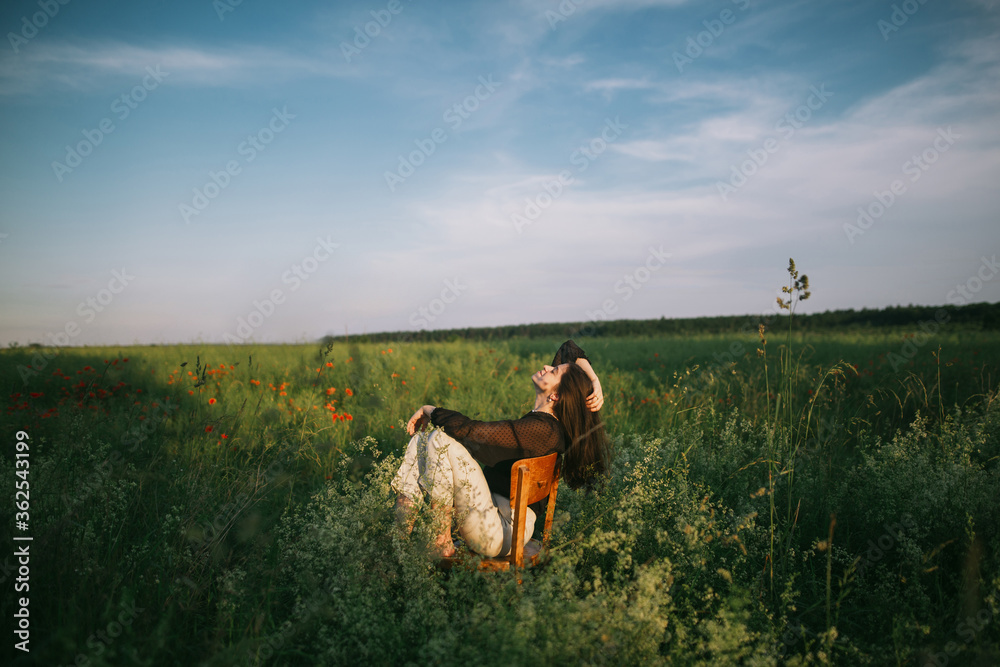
442,452 -> 561,571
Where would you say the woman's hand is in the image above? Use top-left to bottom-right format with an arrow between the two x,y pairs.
406,405 -> 436,436
574,357 -> 604,412
586,377 -> 604,412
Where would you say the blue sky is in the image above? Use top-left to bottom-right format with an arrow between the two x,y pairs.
1,0 -> 998,346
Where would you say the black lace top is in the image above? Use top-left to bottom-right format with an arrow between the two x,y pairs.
429,340 -> 590,520
428,408 -> 566,468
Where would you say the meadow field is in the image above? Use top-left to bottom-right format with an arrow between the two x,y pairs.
2,325 -> 999,665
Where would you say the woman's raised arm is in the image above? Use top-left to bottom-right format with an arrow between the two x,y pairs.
552,339 -> 603,412
574,357 -> 604,412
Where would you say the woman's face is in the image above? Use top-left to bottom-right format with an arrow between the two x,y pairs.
532,363 -> 571,395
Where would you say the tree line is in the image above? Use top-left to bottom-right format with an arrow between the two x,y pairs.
324,301 -> 1000,345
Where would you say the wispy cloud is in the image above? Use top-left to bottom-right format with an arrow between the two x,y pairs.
0,41 -> 352,95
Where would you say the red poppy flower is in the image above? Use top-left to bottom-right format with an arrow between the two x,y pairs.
209,398 -> 217,405
205,425 -> 214,433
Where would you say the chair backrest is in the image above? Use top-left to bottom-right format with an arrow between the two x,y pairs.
509,452 -> 561,568
508,451 -> 560,505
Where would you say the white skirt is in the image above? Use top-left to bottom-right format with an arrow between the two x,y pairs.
391,428 -> 536,558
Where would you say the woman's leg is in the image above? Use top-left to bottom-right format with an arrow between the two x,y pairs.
391,431 -> 425,501
391,432 -> 424,536
391,429 -> 504,557
430,430 -> 505,557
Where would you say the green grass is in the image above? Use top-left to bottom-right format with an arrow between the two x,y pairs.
2,329 -> 999,665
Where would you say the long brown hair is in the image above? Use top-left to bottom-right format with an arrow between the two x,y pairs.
553,363 -> 611,490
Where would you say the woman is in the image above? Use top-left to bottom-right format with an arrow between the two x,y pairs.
392,340 -> 610,558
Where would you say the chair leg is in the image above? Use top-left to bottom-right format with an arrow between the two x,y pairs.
511,465 -> 529,568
